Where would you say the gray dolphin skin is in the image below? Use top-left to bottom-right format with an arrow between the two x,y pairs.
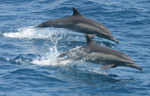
58,35 -> 142,71
36,8 -> 119,44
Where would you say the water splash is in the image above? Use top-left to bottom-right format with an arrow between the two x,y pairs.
31,28 -> 65,66
32,46 -> 60,66
32,44 -> 74,67
3,26 -> 107,75
3,26 -> 66,39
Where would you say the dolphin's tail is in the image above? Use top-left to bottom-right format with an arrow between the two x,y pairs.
129,63 -> 142,71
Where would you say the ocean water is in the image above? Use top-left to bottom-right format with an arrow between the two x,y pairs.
0,0 -> 150,96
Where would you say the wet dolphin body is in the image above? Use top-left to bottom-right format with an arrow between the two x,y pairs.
58,35 -> 142,71
36,8 -> 119,44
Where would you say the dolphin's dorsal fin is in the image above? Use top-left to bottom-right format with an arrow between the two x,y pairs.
72,8 -> 82,16
86,34 -> 96,45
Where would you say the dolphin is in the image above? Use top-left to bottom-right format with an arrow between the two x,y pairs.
35,8 -> 119,44
58,35 -> 142,71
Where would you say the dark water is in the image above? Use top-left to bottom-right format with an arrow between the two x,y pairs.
0,0 -> 150,96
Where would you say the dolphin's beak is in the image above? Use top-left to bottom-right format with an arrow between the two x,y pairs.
129,63 -> 142,71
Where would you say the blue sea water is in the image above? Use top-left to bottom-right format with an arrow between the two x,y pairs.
0,0 -> 150,96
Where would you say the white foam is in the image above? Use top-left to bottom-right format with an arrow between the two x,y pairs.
3,26 -> 66,39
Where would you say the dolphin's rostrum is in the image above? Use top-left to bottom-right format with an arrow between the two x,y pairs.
58,35 -> 142,71
36,8 -> 119,44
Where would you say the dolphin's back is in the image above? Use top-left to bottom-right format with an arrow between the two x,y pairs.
37,16 -> 73,28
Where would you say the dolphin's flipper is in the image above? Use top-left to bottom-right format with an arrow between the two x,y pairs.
100,64 -> 117,69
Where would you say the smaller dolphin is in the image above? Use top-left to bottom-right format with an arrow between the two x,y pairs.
58,35 -> 142,71
35,8 -> 119,44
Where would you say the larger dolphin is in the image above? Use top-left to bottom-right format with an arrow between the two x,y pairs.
58,35 -> 142,71
36,8 -> 119,44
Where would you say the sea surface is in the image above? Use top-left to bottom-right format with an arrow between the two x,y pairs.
0,0 -> 150,96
